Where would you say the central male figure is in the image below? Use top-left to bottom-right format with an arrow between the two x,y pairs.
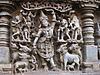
33,10 -> 57,70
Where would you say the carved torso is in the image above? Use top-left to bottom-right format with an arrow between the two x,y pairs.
37,27 -> 54,58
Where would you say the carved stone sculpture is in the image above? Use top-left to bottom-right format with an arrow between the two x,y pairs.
57,43 -> 81,71
22,26 -> 30,42
15,61 -> 28,73
69,43 -> 82,63
10,1 -> 84,72
33,10 -> 57,70
69,10 -> 83,42
12,9 -> 36,42
12,43 -> 37,73
57,18 -> 71,42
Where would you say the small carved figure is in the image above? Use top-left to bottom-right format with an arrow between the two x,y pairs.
69,10 -> 83,41
12,27 -> 21,41
22,26 -> 30,42
21,10 -> 36,27
12,15 -> 23,41
33,10 -> 57,70
12,15 -> 22,25
57,18 -> 70,42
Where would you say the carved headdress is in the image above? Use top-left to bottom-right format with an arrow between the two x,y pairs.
39,10 -> 48,22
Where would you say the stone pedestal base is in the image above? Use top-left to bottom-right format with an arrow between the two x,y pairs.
0,47 -> 10,63
83,45 -> 98,62
15,71 -> 100,75
0,64 -> 12,73
83,62 -> 100,72
82,45 -> 99,72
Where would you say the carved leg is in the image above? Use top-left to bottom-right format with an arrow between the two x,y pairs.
50,58 -> 56,67
41,58 -> 48,71
61,31 -> 64,41
57,29 -> 60,41
50,58 -> 60,71
77,62 -> 80,70
67,65 -> 70,71
64,59 -> 68,71
72,30 -> 75,40
79,29 -> 83,41
60,54 -> 63,70
66,29 -> 71,39
74,60 -> 80,70
74,29 -> 78,40
66,33 -> 71,40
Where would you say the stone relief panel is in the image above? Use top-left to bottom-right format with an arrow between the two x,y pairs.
11,1 -> 83,73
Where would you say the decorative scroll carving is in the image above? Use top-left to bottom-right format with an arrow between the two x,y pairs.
66,0 -> 99,8
11,1 -> 83,73
22,2 -> 72,12
70,0 -> 100,3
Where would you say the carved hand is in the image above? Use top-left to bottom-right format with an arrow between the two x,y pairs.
45,9 -> 56,20
33,44 -> 37,49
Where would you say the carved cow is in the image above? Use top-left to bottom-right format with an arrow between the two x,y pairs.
57,44 -> 80,71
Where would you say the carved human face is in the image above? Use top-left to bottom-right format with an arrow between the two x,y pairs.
61,19 -> 68,26
41,19 -> 49,27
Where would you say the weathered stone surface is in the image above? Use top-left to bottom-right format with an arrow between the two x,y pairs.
0,0 -> 100,74
83,45 -> 98,62
0,47 -> 10,63
0,0 -> 15,64
15,71 -> 100,75
0,64 -> 12,73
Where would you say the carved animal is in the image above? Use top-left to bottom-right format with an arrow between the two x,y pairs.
69,44 -> 82,63
15,61 -> 28,73
63,52 -> 80,70
57,44 -> 80,71
67,64 -> 75,71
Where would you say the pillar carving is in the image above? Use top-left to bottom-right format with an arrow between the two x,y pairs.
81,7 -> 95,45
0,1 -> 15,63
80,2 -> 98,62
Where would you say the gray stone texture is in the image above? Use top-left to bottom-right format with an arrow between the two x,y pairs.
0,47 -> 10,63
83,45 -> 98,62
